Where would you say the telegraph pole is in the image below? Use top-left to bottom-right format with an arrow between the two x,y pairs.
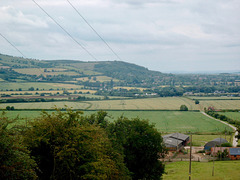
189,134 -> 192,180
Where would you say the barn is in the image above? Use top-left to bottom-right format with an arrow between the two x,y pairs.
163,133 -> 189,151
204,138 -> 228,152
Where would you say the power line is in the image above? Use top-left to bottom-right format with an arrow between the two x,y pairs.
32,0 -> 97,60
0,33 -> 26,57
66,0 -> 122,61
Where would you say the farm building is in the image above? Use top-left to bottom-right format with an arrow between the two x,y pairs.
211,147 -> 230,156
204,138 -> 228,152
163,133 -> 189,151
229,148 -> 240,160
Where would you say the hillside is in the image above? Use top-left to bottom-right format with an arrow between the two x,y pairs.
0,53 -> 168,85
0,53 -> 240,97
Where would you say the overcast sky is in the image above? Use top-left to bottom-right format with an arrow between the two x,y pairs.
0,0 -> 239,73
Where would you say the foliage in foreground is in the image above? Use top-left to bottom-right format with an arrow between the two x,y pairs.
24,110 -> 130,180
0,109 -> 165,179
0,113 -> 37,179
108,116 -> 165,180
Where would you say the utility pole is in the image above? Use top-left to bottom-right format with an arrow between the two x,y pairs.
212,145 -> 215,176
189,134 -> 192,180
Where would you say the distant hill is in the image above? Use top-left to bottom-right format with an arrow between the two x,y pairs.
0,53 -> 168,86
1,53 -> 240,90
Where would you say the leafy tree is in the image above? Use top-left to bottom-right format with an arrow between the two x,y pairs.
180,105 -> 188,111
28,87 -> 34,91
0,113 -> 37,179
5,106 -> 11,110
195,99 -> 199,104
108,117 -> 165,180
24,109 -> 130,180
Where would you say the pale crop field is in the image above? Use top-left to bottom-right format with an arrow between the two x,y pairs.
187,96 -> 240,100
0,82 -> 83,91
0,102 -> 91,110
113,86 -> 147,91
87,97 -> 199,110
200,100 -> 240,110
0,97 -> 198,110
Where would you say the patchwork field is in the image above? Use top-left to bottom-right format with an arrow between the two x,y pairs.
163,161 -> 240,180
2,110 -> 232,134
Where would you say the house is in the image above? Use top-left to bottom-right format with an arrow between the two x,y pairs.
163,133 -> 189,151
204,138 -> 228,153
229,148 -> 240,160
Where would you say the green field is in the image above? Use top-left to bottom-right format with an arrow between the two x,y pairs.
2,110 -> 232,134
191,134 -> 232,146
219,112 -> 240,122
163,161 -> 240,180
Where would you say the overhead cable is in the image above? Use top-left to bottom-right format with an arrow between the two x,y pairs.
0,33 -> 26,58
32,0 -> 97,60
66,0 -> 122,61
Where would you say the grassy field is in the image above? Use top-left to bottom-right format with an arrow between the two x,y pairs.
218,112 -> 240,122
2,110 -> 232,134
191,134 -> 232,147
163,161 -> 240,180
0,82 -> 83,91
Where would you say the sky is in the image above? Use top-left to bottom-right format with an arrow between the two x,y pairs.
0,0 -> 240,73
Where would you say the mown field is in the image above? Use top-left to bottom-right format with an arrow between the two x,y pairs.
218,112 -> 240,122
0,82 -> 83,91
2,110 -> 232,134
200,100 -> 240,110
163,161 -> 240,180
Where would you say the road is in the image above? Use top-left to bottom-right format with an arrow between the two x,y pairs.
201,111 -> 238,147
